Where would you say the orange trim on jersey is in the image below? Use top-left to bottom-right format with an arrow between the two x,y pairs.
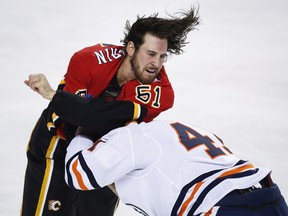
178,182 -> 204,216
204,208 -> 212,216
72,159 -> 88,190
177,163 -> 254,215
217,164 -> 254,179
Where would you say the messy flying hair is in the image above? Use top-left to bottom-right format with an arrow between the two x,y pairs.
121,6 -> 200,55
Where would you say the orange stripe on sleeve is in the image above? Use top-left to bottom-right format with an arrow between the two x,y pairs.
217,164 -> 254,179
204,208 -> 213,216
72,159 -> 89,191
178,182 -> 204,216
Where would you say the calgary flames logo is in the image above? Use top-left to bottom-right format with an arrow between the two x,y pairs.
48,200 -> 61,211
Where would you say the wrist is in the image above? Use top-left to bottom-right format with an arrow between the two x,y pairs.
46,90 -> 56,101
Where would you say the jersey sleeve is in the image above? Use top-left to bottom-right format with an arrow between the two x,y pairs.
65,128 -> 135,190
46,44 -> 127,139
65,123 -> 159,190
63,52 -> 93,94
44,50 -> 94,139
48,90 -> 148,138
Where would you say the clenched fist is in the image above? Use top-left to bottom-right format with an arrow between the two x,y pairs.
24,73 -> 56,101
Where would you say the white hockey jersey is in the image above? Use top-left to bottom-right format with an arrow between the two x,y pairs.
65,120 -> 271,216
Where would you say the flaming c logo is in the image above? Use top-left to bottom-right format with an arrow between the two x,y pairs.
48,200 -> 61,211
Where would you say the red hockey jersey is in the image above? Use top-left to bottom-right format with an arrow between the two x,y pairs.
63,43 -> 174,122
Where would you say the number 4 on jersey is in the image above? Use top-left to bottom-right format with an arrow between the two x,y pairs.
171,122 -> 232,159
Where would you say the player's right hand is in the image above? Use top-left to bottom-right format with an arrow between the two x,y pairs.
24,73 -> 56,101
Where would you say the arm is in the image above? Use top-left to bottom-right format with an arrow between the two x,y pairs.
49,90 -> 147,135
65,131 -> 135,191
65,123 -> 159,191
25,74 -> 147,137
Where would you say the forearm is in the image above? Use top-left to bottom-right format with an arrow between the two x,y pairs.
49,90 -> 147,135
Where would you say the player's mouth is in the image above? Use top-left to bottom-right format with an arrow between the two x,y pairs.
145,67 -> 158,74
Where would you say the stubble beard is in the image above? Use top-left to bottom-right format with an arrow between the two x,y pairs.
130,54 -> 157,84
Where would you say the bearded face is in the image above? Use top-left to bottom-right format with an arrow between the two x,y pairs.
129,34 -> 168,84
130,52 -> 159,84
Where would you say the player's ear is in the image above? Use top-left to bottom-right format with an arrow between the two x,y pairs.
126,41 -> 135,57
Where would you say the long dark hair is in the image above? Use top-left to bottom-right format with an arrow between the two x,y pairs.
121,6 -> 200,55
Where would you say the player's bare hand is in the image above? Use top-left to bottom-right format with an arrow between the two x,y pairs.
24,74 -> 56,101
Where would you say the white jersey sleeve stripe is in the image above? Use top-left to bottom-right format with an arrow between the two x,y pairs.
77,153 -> 101,188
217,163 -> 254,179
65,152 -> 79,189
71,158 -> 89,190
172,160 -> 268,215
65,151 -> 101,190
171,168 -> 223,215
188,168 -> 265,215
178,181 -> 204,216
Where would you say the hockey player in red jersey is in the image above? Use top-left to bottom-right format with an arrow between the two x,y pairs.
22,7 -> 200,216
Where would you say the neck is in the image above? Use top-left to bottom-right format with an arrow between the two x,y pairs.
117,57 -> 136,86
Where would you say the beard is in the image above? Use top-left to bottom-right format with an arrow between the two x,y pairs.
130,53 -> 159,84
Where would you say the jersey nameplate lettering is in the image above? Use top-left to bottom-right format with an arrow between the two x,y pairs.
94,48 -> 125,64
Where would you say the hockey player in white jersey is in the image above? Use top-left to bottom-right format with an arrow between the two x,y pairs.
65,120 -> 288,216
